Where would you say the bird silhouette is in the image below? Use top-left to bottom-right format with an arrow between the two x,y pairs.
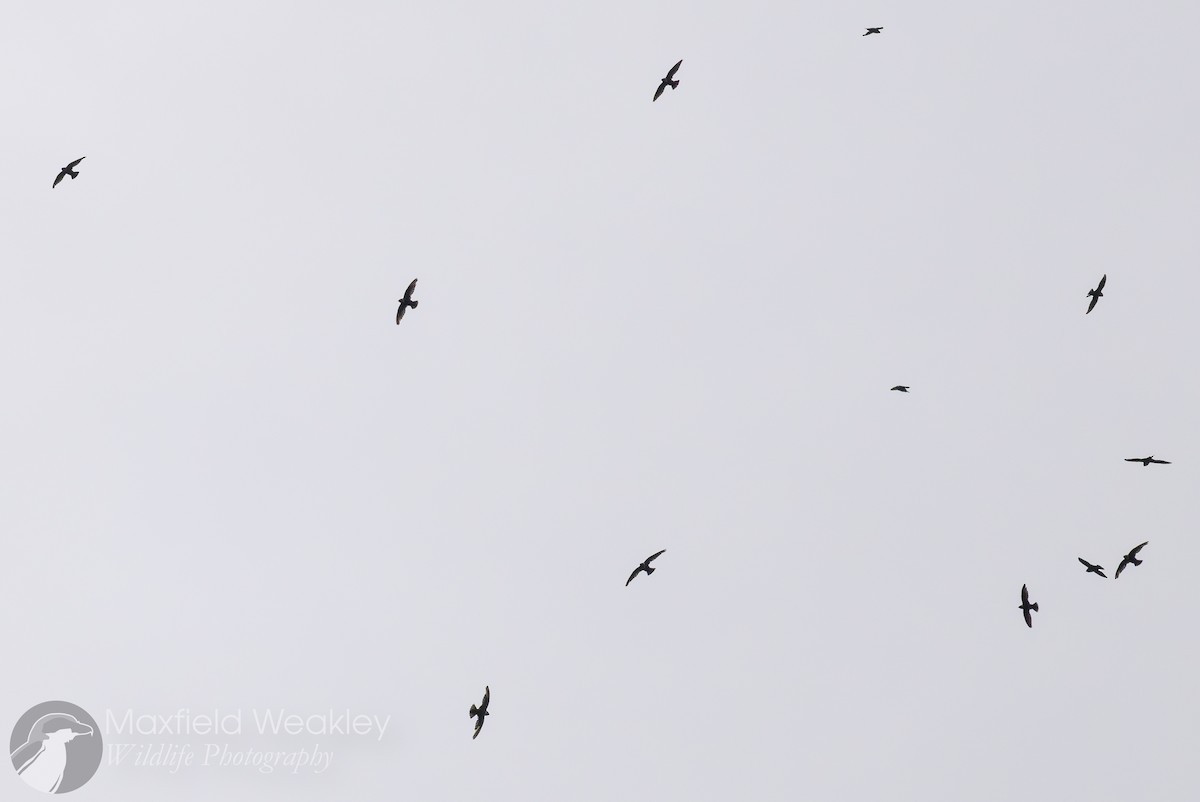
52,157 -> 85,188
1019,584 -> 1039,628
653,60 -> 683,102
11,713 -> 93,793
1077,558 -> 1107,578
1125,456 -> 1170,467
1115,542 -> 1149,579
863,27 -> 883,36
469,686 -> 490,739
890,385 -> 909,392
626,549 -> 666,586
396,279 -> 419,324
1086,274 -> 1106,314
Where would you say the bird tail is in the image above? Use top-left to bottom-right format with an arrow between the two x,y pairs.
469,704 -> 478,718
669,80 -> 679,90
1131,557 -> 1142,566
644,565 -> 655,575
1031,603 -> 1039,612
410,299 -> 418,308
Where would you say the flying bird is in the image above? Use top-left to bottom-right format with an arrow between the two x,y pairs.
469,686 -> 490,739
1125,456 -> 1170,467
1019,584 -> 1039,628
863,27 -> 883,36
890,385 -> 909,392
52,157 -> 85,188
1085,274 -> 1106,314
1115,541 -> 1149,579
1077,558 -> 1107,578
396,279 -> 419,324
626,549 -> 666,586
653,60 -> 683,101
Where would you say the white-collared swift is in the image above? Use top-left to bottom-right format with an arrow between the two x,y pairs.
1086,274 -> 1107,314
469,686 -> 490,740
863,27 -> 883,36
626,550 -> 666,586
1078,558 -> 1107,578
1125,455 -> 1170,467
52,157 -> 85,188
396,279 -> 419,324
1115,542 -> 1149,579
653,60 -> 683,102
1019,584 -> 1039,628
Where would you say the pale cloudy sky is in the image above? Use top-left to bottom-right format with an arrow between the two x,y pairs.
3,1 -> 1199,800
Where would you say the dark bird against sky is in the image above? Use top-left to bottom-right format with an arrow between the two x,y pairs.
1125,456 -> 1170,467
396,279 -> 419,324
626,550 -> 666,586
1078,558 -> 1107,579
653,60 -> 683,102
1115,542 -> 1149,579
1019,584 -> 1039,628
863,27 -> 883,36
1086,274 -> 1107,314
469,686 -> 490,740
890,385 -> 909,392
52,157 -> 84,188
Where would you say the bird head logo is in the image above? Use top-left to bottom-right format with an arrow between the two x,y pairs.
30,714 -> 91,742
10,702 -> 102,794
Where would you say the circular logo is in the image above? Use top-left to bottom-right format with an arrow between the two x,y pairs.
10,702 -> 102,794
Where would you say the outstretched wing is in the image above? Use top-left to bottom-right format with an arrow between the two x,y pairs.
396,303 -> 406,324
1150,458 -> 1171,464
645,549 -> 666,564
66,157 -> 85,170
472,717 -> 484,739
653,82 -> 667,102
1115,549 -> 1146,578
1078,557 -> 1091,570
1021,584 -> 1029,604
626,565 -> 644,586
1024,607 -> 1033,628
1086,294 -> 1099,314
1124,458 -> 1144,463
1096,274 -> 1106,292
479,685 -> 490,713
665,59 -> 683,80
52,170 -> 65,188
404,278 -> 418,301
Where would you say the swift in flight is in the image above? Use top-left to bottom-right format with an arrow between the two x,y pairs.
653,60 -> 683,101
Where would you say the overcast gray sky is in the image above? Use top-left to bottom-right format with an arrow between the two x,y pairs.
4,1 -> 1200,799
